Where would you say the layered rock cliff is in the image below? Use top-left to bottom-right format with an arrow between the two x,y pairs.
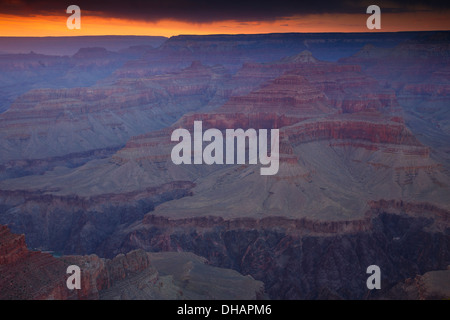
97,201 -> 449,299
0,33 -> 449,300
340,31 -> 450,168
0,61 -> 231,178
1,50 -> 447,255
0,225 -> 264,300
382,267 -> 450,300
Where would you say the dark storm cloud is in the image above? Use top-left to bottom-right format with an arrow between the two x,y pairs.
1,0 -> 449,22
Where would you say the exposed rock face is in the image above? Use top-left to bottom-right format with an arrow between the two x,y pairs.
284,119 -> 422,146
109,32 -> 417,86
0,181 -> 195,254
0,225 -> 264,300
90,44 -> 449,299
0,40 -> 406,175
113,52 -> 445,222
0,225 -> 28,265
98,202 -> 449,299
59,250 -> 158,300
0,61 -> 231,175
1,50 -> 448,256
0,33 -> 449,300
0,225 -> 74,299
0,46 -> 138,113
99,251 -> 265,300
146,33 -> 418,71
382,268 -> 450,300
340,32 -> 450,168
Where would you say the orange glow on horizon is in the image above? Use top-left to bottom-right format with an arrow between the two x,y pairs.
0,11 -> 449,37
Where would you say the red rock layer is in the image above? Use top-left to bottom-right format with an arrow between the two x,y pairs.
0,224 -> 157,300
0,61 -> 230,164
132,199 -> 450,239
0,225 -> 73,299
113,54 -> 416,168
0,181 -> 195,210
284,120 -> 423,147
141,213 -> 373,235
0,225 -> 28,265
368,199 -> 450,225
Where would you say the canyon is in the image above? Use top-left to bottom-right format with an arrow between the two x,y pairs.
0,32 -> 449,300
0,224 -> 264,299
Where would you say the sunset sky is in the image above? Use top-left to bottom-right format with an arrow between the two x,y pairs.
0,0 -> 449,37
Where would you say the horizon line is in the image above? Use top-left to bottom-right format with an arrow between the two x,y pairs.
1,30 -> 448,38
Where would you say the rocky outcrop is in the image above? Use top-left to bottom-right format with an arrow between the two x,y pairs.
0,225 -> 264,300
140,213 -> 373,234
148,33 -> 416,71
97,201 -> 449,299
0,181 -> 195,255
0,225 -> 73,299
220,61 -> 398,116
0,231 -> 159,300
382,267 -> 450,300
339,31 -> 450,168
0,225 -> 28,265
0,61 -> 231,169
113,54 -> 416,168
0,42 -> 149,113
285,119 -> 423,147
368,199 -> 450,228
59,250 -> 157,300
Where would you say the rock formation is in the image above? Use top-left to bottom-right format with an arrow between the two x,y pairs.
0,32 -> 448,300
382,267 -> 450,300
0,224 -> 264,300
